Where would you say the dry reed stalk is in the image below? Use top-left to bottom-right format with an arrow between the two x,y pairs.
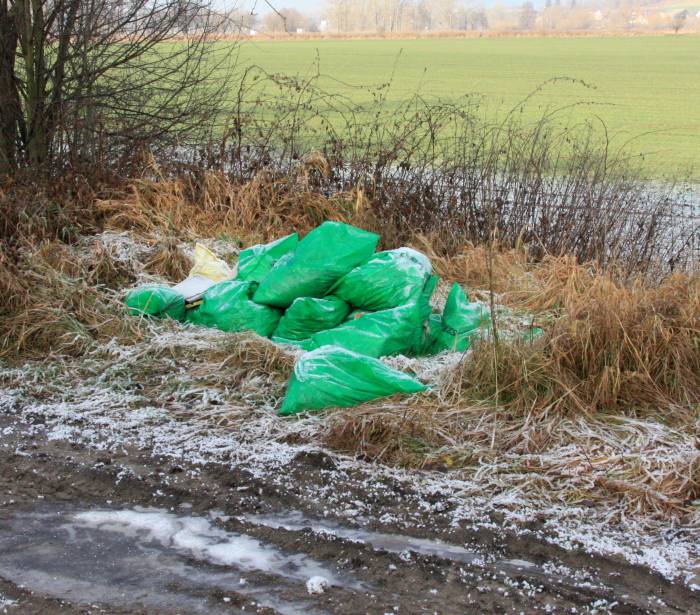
95,170 -> 354,245
212,334 -> 297,380
447,271 -> 700,417
414,236 -> 534,297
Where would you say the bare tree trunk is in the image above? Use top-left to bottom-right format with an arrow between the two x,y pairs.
16,0 -> 51,166
0,0 -> 21,174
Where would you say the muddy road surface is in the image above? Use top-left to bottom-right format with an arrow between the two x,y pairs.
0,412 -> 696,615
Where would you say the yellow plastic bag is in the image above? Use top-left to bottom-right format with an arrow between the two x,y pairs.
189,243 -> 235,282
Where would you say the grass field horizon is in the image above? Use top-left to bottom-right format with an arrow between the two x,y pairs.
236,34 -> 700,179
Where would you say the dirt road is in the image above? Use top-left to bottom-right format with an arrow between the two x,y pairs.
0,410 -> 697,615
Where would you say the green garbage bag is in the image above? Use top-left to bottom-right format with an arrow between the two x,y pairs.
236,233 -> 298,284
331,247 -> 432,311
274,296 -> 350,340
522,326 -> 544,343
279,345 -> 427,416
311,276 -> 437,358
412,314 -> 443,356
433,283 -> 489,353
186,280 -> 281,337
253,222 -> 379,308
125,285 -> 185,321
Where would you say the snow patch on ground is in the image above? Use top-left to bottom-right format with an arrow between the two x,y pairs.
305,576 -> 329,595
0,595 -> 17,611
74,508 -> 338,583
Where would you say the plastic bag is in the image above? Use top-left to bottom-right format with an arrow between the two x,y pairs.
432,283 -> 489,353
311,276 -> 437,358
253,222 -> 379,308
522,326 -> 544,343
125,286 -> 186,321
274,296 -> 350,341
412,314 -> 443,356
279,345 -> 427,416
331,247 -> 432,311
186,280 -> 281,337
189,243 -> 235,282
236,233 -> 298,284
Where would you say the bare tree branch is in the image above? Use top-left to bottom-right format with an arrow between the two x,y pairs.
0,0 -> 239,175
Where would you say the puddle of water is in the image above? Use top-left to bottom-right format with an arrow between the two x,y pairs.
245,511 -> 484,565
502,558 -> 537,570
0,505 -> 343,615
73,508 -> 336,582
244,513 -> 593,587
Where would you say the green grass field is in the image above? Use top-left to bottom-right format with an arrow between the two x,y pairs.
237,35 -> 700,178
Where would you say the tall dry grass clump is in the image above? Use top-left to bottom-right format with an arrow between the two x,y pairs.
449,267 -> 700,419
95,167 -> 361,245
0,237 -> 139,358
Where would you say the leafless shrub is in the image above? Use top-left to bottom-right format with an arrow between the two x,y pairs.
0,0 -> 237,175
183,68 -> 697,276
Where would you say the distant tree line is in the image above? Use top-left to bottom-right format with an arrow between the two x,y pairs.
233,0 -> 700,35
323,0 -> 489,33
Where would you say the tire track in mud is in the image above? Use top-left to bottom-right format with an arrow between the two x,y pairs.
0,414 -> 695,614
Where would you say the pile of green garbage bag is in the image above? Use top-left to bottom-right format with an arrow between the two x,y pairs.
124,221 -> 493,415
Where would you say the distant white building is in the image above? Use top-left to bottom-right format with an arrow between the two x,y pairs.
593,10 -> 603,21
249,28 -> 257,36
296,27 -> 304,34
319,19 -> 328,32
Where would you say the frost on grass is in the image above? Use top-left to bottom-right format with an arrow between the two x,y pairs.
1,287 -> 699,589
0,594 -> 18,611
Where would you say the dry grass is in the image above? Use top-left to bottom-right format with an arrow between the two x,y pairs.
144,237 -> 192,282
0,238 -> 140,358
95,167 -> 360,245
452,272 -> 700,417
212,333 -> 297,380
321,386 -> 700,518
414,235 -> 534,297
